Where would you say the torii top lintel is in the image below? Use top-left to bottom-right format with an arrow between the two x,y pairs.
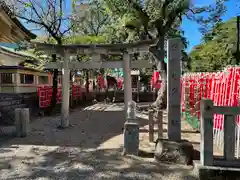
30,39 -> 157,55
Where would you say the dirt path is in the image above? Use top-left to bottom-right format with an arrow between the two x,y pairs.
0,103 -> 199,180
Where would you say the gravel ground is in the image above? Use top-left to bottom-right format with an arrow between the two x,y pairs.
0,103 -> 200,180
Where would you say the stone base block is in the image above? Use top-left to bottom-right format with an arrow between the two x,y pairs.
154,138 -> 194,165
123,122 -> 139,156
58,114 -> 69,129
196,165 -> 240,180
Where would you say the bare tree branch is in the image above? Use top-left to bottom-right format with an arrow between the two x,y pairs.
56,0 -> 63,33
6,0 -> 72,44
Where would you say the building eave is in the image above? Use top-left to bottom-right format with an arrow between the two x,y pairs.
0,46 -> 39,60
0,65 -> 43,72
0,1 -> 36,40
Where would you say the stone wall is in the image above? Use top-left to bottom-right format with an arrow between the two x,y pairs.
0,93 -> 38,126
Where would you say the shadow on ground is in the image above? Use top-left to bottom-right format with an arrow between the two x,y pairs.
0,147 -> 199,180
0,107 -> 149,149
139,128 -> 199,134
0,103 -> 201,179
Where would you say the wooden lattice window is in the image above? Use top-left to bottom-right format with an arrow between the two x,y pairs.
20,74 -> 34,84
0,73 -> 13,84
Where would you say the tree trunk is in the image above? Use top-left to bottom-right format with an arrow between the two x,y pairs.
47,39 -> 62,115
85,69 -> 89,96
149,36 -> 167,109
70,71 -> 74,108
47,54 -> 58,115
85,69 -> 89,94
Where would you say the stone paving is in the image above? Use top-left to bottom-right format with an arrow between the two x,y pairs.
0,103 -> 200,180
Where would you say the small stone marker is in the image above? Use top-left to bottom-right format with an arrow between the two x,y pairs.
127,101 -> 137,120
123,101 -> 139,156
15,108 -> 21,137
15,108 -> 30,137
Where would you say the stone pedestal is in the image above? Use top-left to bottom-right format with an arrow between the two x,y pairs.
15,108 -> 29,137
195,164 -> 240,180
123,121 -> 139,156
155,138 -> 194,165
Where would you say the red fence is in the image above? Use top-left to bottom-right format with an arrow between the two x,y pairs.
38,85 -> 85,108
38,67 -> 240,130
181,67 -> 240,129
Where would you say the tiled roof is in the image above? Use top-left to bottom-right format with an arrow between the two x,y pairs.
0,45 -> 37,59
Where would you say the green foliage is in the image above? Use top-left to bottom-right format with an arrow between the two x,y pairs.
64,35 -> 106,44
23,2 -> 32,8
140,72 -> 150,87
103,0 -> 228,45
189,18 -> 237,72
72,0 -> 110,36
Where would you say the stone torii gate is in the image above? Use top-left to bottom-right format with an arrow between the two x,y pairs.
31,38 -> 182,142
31,40 -> 155,127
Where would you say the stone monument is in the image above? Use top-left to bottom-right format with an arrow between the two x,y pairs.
15,108 -> 30,137
155,38 -> 194,165
123,100 -> 139,155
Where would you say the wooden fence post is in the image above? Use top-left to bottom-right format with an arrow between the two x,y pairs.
157,110 -> 163,138
200,99 -> 214,166
148,109 -> 154,142
224,115 -> 235,161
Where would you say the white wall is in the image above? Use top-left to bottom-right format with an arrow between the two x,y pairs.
0,53 -> 23,66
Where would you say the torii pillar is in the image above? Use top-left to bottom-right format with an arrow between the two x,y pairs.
123,53 -> 132,117
60,51 -> 70,128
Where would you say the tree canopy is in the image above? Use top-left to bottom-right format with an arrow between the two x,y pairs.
101,0 -> 228,108
189,17 -> 237,72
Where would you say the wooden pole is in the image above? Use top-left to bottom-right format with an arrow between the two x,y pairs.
157,110 -> 163,138
148,109 -> 154,142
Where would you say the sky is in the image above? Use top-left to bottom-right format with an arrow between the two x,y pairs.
21,0 -> 240,53
182,0 -> 240,52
